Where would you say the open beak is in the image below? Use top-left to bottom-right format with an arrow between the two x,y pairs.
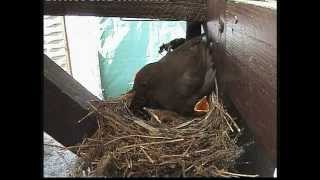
194,96 -> 210,113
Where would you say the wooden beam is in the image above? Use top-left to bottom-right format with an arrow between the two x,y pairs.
206,0 -> 276,163
44,54 -> 99,147
43,0 -> 208,22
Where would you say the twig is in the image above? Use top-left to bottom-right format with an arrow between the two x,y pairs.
140,146 -> 155,164
160,154 -> 189,158
78,110 -> 95,123
184,164 -> 195,173
44,143 -> 66,149
129,157 -> 133,168
66,144 -> 99,150
223,116 -> 234,133
133,120 -> 159,133
97,118 -> 101,139
211,102 -> 234,132
219,170 -> 259,177
183,138 -> 195,156
225,113 -> 241,133
158,160 -> 179,166
203,93 -> 215,121
181,160 -> 186,177
129,156 -> 133,169
175,119 -> 196,129
184,152 -> 216,173
87,138 -> 103,142
88,101 -> 100,111
125,155 -> 131,169
223,131 -> 231,141
118,138 -> 184,150
91,105 -> 133,132
123,166 -> 128,177
103,134 -> 172,146
194,149 -> 210,154
77,138 -> 87,155
213,100 -> 240,133
214,76 -> 218,102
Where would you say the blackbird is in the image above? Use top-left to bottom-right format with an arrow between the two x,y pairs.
130,36 -> 216,119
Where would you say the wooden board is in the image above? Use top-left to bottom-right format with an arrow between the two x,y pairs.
44,54 -> 99,146
44,0 -> 207,22
206,0 -> 277,163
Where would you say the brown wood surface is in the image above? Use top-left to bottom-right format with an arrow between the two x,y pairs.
44,54 -> 99,147
44,0 -> 207,21
206,0 -> 277,162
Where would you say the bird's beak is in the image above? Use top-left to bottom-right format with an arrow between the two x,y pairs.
194,96 -> 210,113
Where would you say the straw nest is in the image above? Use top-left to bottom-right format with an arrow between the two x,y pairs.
69,84 -> 248,177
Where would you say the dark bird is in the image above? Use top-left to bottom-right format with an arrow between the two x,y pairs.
130,36 -> 216,119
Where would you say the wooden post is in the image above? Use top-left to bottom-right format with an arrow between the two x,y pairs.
206,0 -> 277,168
44,54 -> 99,147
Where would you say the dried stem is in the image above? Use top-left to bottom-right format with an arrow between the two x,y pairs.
140,146 -> 155,164
218,170 -> 259,177
214,76 -> 218,102
104,134 -> 173,146
78,110 -> 95,123
133,120 -> 159,133
118,138 -> 184,150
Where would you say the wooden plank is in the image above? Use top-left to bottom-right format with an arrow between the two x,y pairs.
44,54 -> 99,147
206,0 -> 276,163
43,0 -> 208,21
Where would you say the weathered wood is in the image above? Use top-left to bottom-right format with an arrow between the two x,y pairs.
44,54 -> 99,147
44,0 -> 207,22
206,0 -> 276,163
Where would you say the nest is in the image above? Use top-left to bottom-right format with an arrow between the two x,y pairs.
69,86 -> 252,177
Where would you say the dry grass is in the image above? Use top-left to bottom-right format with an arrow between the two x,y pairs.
69,81 -> 255,177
